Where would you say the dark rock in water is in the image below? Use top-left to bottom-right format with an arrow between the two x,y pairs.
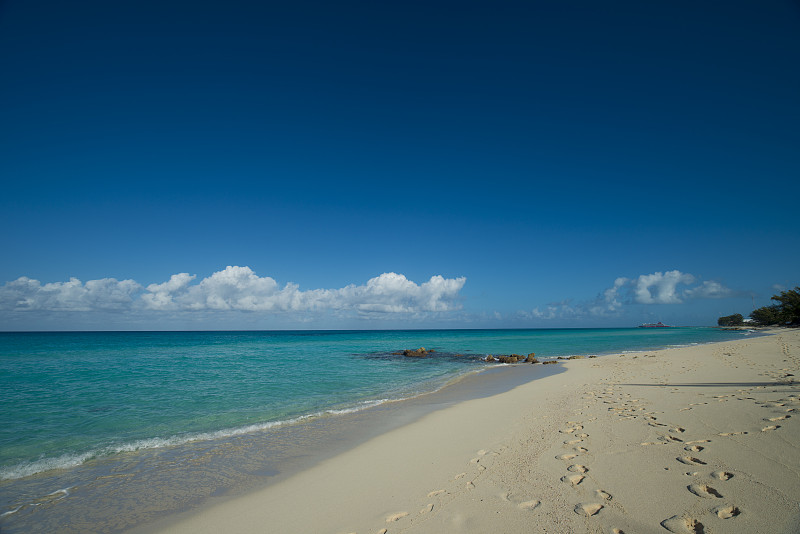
567,355 -> 585,360
525,353 -> 539,364
485,355 -> 496,362
589,355 -> 597,359
498,355 -> 519,364
395,347 -> 433,357
542,360 -> 558,365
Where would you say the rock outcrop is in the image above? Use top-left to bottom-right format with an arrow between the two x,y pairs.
393,347 -> 435,358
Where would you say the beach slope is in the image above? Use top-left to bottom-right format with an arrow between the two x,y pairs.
148,330 -> 800,534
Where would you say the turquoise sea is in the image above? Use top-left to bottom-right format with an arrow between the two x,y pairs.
0,327 -> 760,532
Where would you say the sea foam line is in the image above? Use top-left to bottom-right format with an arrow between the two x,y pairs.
0,398 -> 392,481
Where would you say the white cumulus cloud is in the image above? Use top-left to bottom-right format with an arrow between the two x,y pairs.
524,270 -> 735,321
683,280 -> 733,300
634,270 -> 696,304
0,276 -> 141,312
0,267 -> 466,317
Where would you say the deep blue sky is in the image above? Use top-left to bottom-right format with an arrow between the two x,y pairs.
1,0 -> 798,330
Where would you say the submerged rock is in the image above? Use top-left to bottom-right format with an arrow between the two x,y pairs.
542,360 -> 558,365
485,355 -> 496,362
394,347 -> 434,358
525,353 -> 539,364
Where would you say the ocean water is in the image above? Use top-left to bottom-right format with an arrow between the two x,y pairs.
0,327 -> 759,532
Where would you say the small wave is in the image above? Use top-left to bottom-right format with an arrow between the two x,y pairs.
0,486 -> 72,520
0,505 -> 22,518
0,452 -> 95,481
324,399 -> 391,415
0,398 -> 400,481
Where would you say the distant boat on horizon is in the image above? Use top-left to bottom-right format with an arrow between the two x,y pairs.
638,321 -> 672,328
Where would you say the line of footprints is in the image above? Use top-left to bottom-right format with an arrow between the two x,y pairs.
642,393 -> 798,533
366,388 -> 796,534
374,447 -> 500,533
557,421 -> 617,525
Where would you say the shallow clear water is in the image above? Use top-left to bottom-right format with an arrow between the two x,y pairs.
0,327 -> 759,532
0,327 -> 755,480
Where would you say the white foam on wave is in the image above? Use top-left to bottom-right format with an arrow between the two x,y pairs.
324,399 -> 390,415
0,397 -> 397,481
0,505 -> 22,518
0,452 -> 95,481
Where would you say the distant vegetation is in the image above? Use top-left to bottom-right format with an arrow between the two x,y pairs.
717,313 -> 744,326
720,287 -> 800,327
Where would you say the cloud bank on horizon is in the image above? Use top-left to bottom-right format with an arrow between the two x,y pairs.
526,270 -> 734,321
0,267 -> 735,328
0,267 -> 466,316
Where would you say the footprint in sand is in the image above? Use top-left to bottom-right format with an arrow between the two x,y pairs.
574,503 -> 603,516
574,446 -> 588,453
671,427 -> 686,433
564,439 -> 583,445
568,464 -> 588,473
685,439 -> 710,445
419,503 -> 434,514
557,453 -> 578,460
518,499 -> 541,511
677,456 -> 707,466
767,415 -> 790,421
688,484 -> 723,498
561,474 -> 585,486
386,511 -> 409,522
427,489 -> 446,497
761,425 -> 780,432
719,431 -> 748,436
714,504 -> 741,519
661,515 -> 705,533
712,470 -> 734,481
595,489 -> 612,501
684,445 -> 704,452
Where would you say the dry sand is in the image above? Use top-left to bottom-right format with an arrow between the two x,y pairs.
148,329 -> 800,534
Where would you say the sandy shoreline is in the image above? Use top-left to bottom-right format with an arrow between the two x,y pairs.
142,329 -> 800,534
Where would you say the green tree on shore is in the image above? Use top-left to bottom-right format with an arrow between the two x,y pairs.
750,305 -> 782,326
717,313 -> 744,327
749,287 -> 800,326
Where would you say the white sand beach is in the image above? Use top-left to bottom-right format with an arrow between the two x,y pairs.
146,329 -> 800,534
